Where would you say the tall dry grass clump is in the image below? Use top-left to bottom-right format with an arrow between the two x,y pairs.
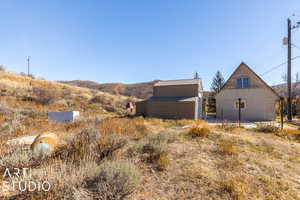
187,122 -> 212,138
219,174 -> 247,200
216,123 -> 239,132
55,124 -> 128,162
97,134 -> 127,159
132,133 -> 173,170
218,140 -> 237,155
51,125 -> 100,162
99,118 -> 148,139
279,129 -> 300,141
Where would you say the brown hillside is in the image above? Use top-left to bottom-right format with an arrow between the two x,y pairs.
272,82 -> 300,97
62,80 -> 300,100
61,80 -> 159,99
0,70 -> 138,119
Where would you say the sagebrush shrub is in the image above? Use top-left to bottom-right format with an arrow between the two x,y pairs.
103,105 -> 118,113
93,160 -> 140,200
12,160 -> 100,199
52,125 -> 100,162
0,112 -> 26,135
0,102 -> 13,114
24,86 -> 58,105
0,147 -> 34,170
90,95 -> 121,113
90,95 -> 110,104
254,123 -> 279,133
79,125 -> 100,142
97,134 -> 127,159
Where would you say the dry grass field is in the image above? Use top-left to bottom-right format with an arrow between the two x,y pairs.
0,69 -> 300,199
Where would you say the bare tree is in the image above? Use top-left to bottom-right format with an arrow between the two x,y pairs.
0,65 -> 5,72
282,72 -> 300,97
210,71 -> 225,93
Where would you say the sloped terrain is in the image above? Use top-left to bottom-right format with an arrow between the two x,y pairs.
1,117 -> 299,199
0,69 -> 138,143
0,68 -> 299,199
61,80 -> 159,99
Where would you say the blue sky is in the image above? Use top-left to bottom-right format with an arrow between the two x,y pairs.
0,0 -> 300,90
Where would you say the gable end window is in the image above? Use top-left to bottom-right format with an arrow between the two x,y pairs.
236,77 -> 250,88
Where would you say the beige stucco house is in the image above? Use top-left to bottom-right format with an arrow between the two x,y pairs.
136,78 -> 203,119
215,62 -> 280,121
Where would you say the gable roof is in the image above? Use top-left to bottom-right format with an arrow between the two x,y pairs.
154,78 -> 201,87
147,96 -> 196,102
220,62 -> 280,98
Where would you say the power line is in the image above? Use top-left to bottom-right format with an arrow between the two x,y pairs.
260,55 -> 300,76
292,43 -> 300,51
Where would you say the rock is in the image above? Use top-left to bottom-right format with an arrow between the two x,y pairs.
30,133 -> 58,156
7,136 -> 37,146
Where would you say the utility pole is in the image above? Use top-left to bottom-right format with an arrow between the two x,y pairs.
27,56 -> 30,76
238,98 -> 241,127
287,19 -> 292,121
194,71 -> 199,79
283,18 -> 300,121
280,97 -> 284,130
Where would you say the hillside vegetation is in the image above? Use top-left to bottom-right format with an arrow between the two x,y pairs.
0,69 -> 138,142
0,68 -> 299,199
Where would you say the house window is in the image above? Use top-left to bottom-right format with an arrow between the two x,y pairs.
235,100 -> 246,110
236,77 -> 250,88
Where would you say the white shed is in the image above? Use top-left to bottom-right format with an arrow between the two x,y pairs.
48,111 -> 80,123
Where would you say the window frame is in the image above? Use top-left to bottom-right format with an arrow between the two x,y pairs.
234,99 -> 246,110
236,77 -> 250,88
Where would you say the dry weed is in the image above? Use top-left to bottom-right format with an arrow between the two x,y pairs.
187,122 -> 212,138
218,140 -> 237,155
254,123 -> 279,133
97,134 -> 127,159
99,118 -> 148,139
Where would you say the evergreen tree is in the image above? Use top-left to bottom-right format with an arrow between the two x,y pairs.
210,71 -> 225,93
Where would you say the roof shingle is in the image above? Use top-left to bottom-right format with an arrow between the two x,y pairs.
154,79 -> 201,86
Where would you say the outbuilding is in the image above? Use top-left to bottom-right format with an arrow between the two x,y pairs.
215,62 -> 280,121
136,78 -> 204,119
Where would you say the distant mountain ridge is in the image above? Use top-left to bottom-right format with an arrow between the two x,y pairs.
61,80 -> 300,99
60,80 -> 159,99
272,82 -> 300,97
